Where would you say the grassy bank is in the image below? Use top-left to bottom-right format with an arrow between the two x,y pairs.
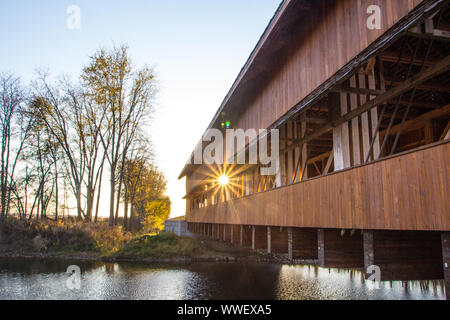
0,217 -> 132,258
0,217 -> 266,262
108,232 -> 212,260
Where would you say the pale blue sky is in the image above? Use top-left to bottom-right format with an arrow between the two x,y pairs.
0,0 -> 281,218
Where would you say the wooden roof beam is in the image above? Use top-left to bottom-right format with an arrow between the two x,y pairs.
388,99 -> 445,109
282,54 -> 450,154
330,85 -> 383,96
385,79 -> 450,93
380,103 -> 450,137
379,50 -> 437,67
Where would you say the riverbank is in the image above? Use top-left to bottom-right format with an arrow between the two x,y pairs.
0,218 -> 312,265
0,242 -> 273,265
0,218 -> 273,264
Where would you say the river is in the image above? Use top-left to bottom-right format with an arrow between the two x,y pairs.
0,258 -> 445,300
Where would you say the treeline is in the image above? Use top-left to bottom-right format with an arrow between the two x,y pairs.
0,45 -> 170,230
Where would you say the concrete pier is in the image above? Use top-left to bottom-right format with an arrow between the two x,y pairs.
442,232 -> 450,300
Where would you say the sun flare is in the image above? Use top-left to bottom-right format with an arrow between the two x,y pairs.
218,175 -> 229,186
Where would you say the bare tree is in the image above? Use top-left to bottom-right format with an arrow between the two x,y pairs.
0,73 -> 31,218
81,45 -> 157,226
30,74 -> 87,220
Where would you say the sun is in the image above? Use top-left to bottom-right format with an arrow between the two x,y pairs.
218,175 -> 229,187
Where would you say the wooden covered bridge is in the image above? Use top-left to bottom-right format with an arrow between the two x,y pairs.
178,0 -> 450,298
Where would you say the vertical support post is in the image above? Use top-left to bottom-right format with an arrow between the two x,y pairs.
276,124 -> 286,187
287,121 -> 294,182
230,225 -> 234,244
318,229 -> 325,266
368,69 -> 382,160
424,120 -> 434,144
288,227 -> 293,261
300,114 -> 308,180
358,73 -> 371,161
442,232 -> 450,300
252,226 -> 255,250
267,226 -> 272,254
330,92 -> 350,171
363,231 -> 375,279
349,75 -> 361,165
293,121 -> 300,182
223,225 -> 226,241
240,225 -> 244,246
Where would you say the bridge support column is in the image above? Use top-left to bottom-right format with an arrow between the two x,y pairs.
442,232 -> 450,300
230,225 -> 234,244
290,228 -> 318,260
267,227 -> 272,254
318,229 -> 364,268
270,227 -> 288,254
288,228 -> 293,260
363,230 -> 443,281
252,227 -> 255,249
240,226 -> 243,246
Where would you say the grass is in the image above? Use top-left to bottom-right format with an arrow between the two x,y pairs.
0,217 -> 132,256
110,232 -> 210,259
1,217 -> 221,261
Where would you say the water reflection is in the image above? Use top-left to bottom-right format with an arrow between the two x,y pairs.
0,258 -> 445,300
275,265 -> 445,300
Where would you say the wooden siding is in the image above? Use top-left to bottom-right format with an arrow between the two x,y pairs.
187,141 -> 450,232
234,0 -> 423,132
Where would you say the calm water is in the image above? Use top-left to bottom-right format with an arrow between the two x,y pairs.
0,258 -> 445,300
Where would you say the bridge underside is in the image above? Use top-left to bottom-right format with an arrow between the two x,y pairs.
188,222 -> 450,299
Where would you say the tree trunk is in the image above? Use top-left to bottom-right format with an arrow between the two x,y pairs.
54,162 -> 58,220
76,186 -> 82,220
94,165 -> 104,223
114,173 -> 123,225
124,191 -> 129,230
109,166 -> 115,226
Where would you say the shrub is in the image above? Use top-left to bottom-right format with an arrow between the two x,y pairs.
0,217 -> 132,255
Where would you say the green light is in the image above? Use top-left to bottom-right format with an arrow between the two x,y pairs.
225,121 -> 231,128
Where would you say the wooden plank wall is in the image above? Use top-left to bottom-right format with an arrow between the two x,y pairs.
234,0 -> 423,132
187,141 -> 450,232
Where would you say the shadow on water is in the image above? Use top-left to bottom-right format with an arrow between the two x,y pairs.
0,258 -> 445,300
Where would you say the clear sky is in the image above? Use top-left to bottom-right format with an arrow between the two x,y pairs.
0,0 -> 281,218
